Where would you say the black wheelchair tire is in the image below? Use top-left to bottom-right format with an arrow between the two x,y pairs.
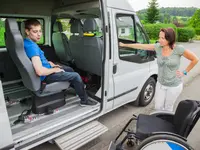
136,134 -> 194,150
139,77 -> 156,106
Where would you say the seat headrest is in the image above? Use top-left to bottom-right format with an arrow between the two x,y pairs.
70,19 -> 83,35
83,19 -> 97,32
5,18 -> 19,32
53,21 -> 63,32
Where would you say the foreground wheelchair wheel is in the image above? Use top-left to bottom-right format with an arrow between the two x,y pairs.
136,134 -> 194,150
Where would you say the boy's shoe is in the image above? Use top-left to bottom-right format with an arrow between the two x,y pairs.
80,99 -> 98,106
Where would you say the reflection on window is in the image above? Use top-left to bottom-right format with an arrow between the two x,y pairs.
116,16 -> 135,41
121,28 -> 125,33
116,15 -> 149,63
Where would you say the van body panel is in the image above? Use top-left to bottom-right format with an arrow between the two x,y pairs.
106,0 -> 134,12
0,80 -> 14,149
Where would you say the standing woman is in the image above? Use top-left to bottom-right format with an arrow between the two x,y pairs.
119,28 -> 199,112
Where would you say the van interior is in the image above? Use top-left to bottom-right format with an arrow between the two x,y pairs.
0,0 -> 104,144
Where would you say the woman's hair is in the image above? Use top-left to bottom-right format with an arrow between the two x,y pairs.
160,28 -> 176,49
24,19 -> 41,30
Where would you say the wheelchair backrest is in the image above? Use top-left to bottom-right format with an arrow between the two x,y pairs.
173,100 -> 200,137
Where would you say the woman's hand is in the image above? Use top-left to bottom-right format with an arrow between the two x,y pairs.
119,42 -> 125,47
176,70 -> 184,78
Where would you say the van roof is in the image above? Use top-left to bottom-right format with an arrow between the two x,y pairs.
106,0 -> 135,12
0,0 -> 135,16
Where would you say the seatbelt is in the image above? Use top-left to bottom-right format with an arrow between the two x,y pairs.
12,109 -> 31,126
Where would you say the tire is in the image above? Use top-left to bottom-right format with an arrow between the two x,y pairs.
139,77 -> 156,106
135,134 -> 194,150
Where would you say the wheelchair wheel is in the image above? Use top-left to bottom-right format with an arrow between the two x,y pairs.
136,134 -> 194,150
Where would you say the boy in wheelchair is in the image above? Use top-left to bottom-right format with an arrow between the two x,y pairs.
109,100 -> 200,150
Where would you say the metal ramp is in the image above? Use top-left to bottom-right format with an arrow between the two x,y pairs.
55,121 -> 108,150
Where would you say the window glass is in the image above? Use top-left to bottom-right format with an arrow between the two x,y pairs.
116,15 -> 149,63
0,18 -> 44,47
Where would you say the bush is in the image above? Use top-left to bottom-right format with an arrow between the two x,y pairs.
0,27 -> 5,46
177,27 -> 195,42
194,35 -> 200,41
143,23 -> 177,41
195,28 -> 200,35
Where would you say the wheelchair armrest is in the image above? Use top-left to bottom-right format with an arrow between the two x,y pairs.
151,132 -> 187,141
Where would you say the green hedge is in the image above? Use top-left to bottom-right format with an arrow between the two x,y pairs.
195,28 -> 200,35
143,24 -> 178,41
177,27 -> 195,42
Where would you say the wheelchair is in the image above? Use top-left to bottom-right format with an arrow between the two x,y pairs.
108,100 -> 200,150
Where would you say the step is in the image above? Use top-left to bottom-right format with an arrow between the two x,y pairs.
55,121 -> 108,150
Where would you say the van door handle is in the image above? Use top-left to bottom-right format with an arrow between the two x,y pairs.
113,64 -> 117,74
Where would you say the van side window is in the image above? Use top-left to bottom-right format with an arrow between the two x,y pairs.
94,18 -> 103,37
136,24 -> 147,44
116,15 -> 149,63
0,18 -> 45,48
135,24 -> 148,57
116,15 -> 135,41
59,19 -> 72,39
59,18 -> 102,39
0,18 -> 6,47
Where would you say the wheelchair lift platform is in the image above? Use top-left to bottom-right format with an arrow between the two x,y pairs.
55,121 -> 108,150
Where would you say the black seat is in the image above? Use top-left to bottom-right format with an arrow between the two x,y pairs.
136,114 -> 177,140
5,18 -> 70,114
52,21 -> 72,64
69,19 -> 84,69
136,100 -> 200,140
82,18 -> 103,76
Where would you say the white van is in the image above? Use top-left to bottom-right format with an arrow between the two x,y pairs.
0,0 -> 158,149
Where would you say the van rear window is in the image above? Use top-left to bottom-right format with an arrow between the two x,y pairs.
0,18 -> 45,48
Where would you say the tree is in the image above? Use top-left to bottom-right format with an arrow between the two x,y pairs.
189,9 -> 200,28
163,13 -> 171,24
145,0 -> 160,23
159,13 -> 165,23
137,7 -> 197,20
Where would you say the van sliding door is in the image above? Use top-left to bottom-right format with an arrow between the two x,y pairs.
0,79 -> 14,149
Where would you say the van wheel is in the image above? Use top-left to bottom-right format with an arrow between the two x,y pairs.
139,77 -> 156,106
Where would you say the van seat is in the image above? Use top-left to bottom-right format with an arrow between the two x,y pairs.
5,19 -> 70,114
52,21 -> 72,64
82,18 -> 103,76
69,19 -> 84,69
